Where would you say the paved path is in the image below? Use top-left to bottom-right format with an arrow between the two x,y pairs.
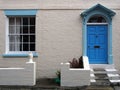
86,86 -> 113,90
113,86 -> 120,90
0,78 -> 117,90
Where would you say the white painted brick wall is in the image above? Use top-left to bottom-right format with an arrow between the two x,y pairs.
0,0 -> 119,78
0,62 -> 36,86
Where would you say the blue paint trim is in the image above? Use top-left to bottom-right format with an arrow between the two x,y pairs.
2,53 -> 38,57
81,4 -> 116,17
4,10 -> 37,16
108,21 -> 113,64
82,22 -> 87,56
82,19 -> 85,56
81,4 -> 116,64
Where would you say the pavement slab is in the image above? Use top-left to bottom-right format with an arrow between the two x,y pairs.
113,86 -> 120,90
86,86 -> 113,90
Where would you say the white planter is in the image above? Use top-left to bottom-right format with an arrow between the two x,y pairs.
61,56 -> 90,86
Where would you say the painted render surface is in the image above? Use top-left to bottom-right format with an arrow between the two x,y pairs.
0,0 -> 120,78
0,62 -> 36,85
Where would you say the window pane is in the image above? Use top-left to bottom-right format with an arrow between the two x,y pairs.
30,44 -> 35,51
23,44 -> 29,51
16,43 -> 20,51
9,43 -> 15,51
20,35 -> 23,42
16,35 -> 20,43
23,18 -> 28,25
88,16 -> 106,23
16,17 -> 21,25
9,35 -> 15,42
30,26 -> 35,33
30,17 -> 35,25
16,26 -> 22,34
23,26 -> 28,33
9,18 -> 15,25
20,26 -> 23,34
20,43 -> 22,51
9,26 -> 15,34
30,35 -> 35,42
23,35 -> 29,42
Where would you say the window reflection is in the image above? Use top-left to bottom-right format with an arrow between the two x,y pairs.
88,16 -> 106,23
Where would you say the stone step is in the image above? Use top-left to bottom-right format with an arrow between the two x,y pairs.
91,82 -> 110,86
91,69 -> 118,74
105,69 -> 118,73
107,74 -> 120,80
90,79 -> 96,83
90,74 -> 95,79
96,74 -> 119,79
107,74 -> 119,77
94,79 -> 111,86
91,72 -> 120,79
110,80 -> 120,83
91,70 -> 118,74
90,64 -> 115,69
90,69 -> 106,74
90,75 -> 120,85
90,68 -> 120,85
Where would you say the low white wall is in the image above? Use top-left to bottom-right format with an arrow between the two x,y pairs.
61,56 -> 90,86
0,62 -> 36,86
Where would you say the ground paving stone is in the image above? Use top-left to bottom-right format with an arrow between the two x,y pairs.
86,86 -> 113,90
0,78 -> 116,90
113,86 -> 120,90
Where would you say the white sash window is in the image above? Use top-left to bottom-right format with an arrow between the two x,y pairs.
8,17 -> 35,52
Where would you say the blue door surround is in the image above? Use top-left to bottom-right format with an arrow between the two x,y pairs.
81,4 -> 116,64
87,25 -> 108,64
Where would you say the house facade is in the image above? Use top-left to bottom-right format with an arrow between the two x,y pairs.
0,0 -> 120,79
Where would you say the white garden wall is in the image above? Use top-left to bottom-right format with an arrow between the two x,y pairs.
0,62 -> 36,86
61,56 -> 90,86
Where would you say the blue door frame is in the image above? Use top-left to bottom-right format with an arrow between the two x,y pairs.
87,25 -> 108,64
81,4 -> 116,64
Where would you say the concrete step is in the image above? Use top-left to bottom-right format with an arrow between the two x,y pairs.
105,69 -> 118,74
91,70 -> 118,74
107,74 -> 120,80
90,74 -> 95,79
86,86 -> 113,90
90,68 -> 120,85
110,80 -> 120,83
90,64 -> 115,69
96,79 -> 110,86
90,79 -> 96,83
96,73 -> 120,80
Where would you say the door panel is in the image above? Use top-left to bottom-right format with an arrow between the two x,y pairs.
87,25 -> 108,64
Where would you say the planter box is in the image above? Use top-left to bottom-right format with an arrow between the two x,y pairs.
61,56 -> 90,86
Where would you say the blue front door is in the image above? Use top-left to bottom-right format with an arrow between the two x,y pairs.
87,25 -> 108,64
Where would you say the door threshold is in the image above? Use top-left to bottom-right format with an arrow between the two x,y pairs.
90,64 -> 115,69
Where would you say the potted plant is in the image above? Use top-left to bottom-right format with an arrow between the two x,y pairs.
55,70 -> 60,85
69,56 -> 83,68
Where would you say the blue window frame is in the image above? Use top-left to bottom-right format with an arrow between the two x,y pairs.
3,10 -> 38,57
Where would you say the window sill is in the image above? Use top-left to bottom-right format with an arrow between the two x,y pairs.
2,53 -> 38,58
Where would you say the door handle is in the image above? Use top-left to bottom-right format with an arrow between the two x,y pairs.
94,46 -> 100,48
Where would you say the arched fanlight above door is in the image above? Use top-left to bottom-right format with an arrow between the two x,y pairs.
87,15 -> 106,23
